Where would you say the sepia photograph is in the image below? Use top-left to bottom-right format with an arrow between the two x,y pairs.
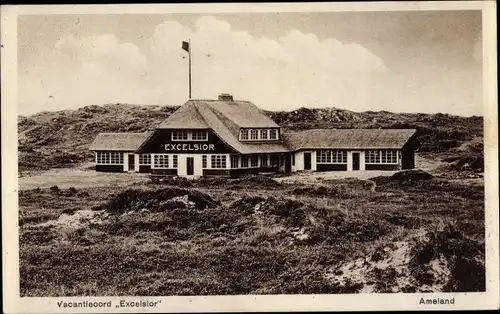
2,1 -> 499,313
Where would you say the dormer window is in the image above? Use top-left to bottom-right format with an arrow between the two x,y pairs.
269,129 -> 278,140
260,129 -> 268,140
240,129 -> 249,140
239,128 -> 280,141
250,129 -> 259,140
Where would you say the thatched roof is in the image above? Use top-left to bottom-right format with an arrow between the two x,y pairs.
89,132 -> 151,151
156,101 -> 209,129
283,129 -> 417,150
155,99 -> 288,154
158,99 -> 279,129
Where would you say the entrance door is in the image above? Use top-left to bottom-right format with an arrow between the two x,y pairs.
352,152 -> 360,171
285,154 -> 292,173
128,154 -> 135,171
186,157 -> 194,175
304,152 -> 312,170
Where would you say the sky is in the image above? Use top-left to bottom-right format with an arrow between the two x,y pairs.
17,10 -> 483,116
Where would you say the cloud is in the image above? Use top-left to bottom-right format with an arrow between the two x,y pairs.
146,15 -> 387,110
20,15 -> 481,117
18,16 -> 388,115
19,34 -> 148,114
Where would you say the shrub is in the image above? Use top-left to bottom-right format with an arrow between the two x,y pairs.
49,185 -> 60,193
390,170 -> 434,181
101,188 -> 219,214
409,222 -> 485,292
229,196 -> 265,214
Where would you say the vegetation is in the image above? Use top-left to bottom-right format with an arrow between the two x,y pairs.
19,172 -> 484,296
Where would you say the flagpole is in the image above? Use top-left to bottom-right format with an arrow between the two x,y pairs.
188,38 -> 192,99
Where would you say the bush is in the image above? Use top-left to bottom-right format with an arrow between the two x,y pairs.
49,185 -> 60,193
101,188 -> 219,214
390,170 -> 434,181
229,196 -> 265,214
409,223 -> 485,292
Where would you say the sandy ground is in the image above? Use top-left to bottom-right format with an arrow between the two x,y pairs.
18,167 -> 149,190
275,153 -> 443,184
18,154 -> 444,190
274,170 -> 397,184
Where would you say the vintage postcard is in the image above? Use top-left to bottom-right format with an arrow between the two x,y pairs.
2,1 -> 499,313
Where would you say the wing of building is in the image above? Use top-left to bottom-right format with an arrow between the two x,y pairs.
89,94 -> 419,176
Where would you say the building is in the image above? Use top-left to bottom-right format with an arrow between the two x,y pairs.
284,128 -> 418,172
89,94 -> 419,176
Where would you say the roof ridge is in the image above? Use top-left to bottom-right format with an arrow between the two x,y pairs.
98,132 -> 149,135
192,102 -> 211,127
191,99 -> 251,103
193,102 -> 241,153
285,128 -> 417,133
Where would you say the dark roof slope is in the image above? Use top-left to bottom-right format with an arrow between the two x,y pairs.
283,129 -> 417,150
89,132 -> 151,151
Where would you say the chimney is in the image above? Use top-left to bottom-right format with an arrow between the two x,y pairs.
218,93 -> 233,101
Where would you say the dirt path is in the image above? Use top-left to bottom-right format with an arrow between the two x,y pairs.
274,170 -> 396,184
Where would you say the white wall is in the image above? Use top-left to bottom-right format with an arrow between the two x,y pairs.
311,151 -> 317,171
292,151 -> 316,171
134,154 -> 140,172
293,151 -> 304,172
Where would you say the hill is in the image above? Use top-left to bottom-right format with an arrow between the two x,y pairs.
18,104 -> 483,172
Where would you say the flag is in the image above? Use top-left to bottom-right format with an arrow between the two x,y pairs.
182,41 -> 190,53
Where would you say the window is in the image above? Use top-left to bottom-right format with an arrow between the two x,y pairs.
173,155 -> 178,168
241,155 -> 249,168
172,131 -> 188,141
240,129 -> 279,141
202,155 -> 208,168
260,129 -> 268,140
382,150 -> 398,163
269,129 -> 278,140
292,154 -> 295,166
139,154 -> 151,165
365,150 -> 398,164
260,155 -> 269,167
192,131 -> 208,141
251,155 -> 259,167
365,151 -> 379,164
240,129 -> 249,140
154,154 -> 169,168
270,155 -> 279,167
231,155 -> 239,168
317,151 -> 326,163
96,152 -> 124,164
211,155 -> 227,169
250,129 -> 259,140
316,150 -> 347,164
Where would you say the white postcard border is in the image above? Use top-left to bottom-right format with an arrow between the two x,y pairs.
2,1 -> 498,313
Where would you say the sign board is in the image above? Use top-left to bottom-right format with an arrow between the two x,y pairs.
164,143 -> 215,152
